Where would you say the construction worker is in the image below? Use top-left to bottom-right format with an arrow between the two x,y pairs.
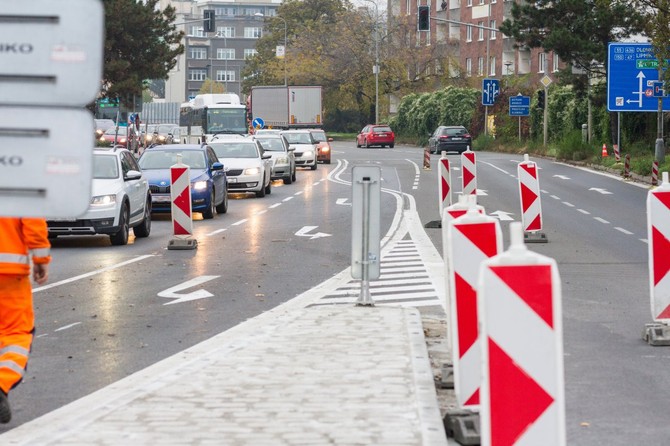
0,217 -> 51,423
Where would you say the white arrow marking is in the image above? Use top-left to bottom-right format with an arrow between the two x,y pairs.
589,187 -> 613,195
296,225 -> 332,240
476,189 -> 488,196
553,174 -> 570,180
159,275 -> 220,305
489,210 -> 515,221
336,198 -> 351,206
628,71 -> 646,106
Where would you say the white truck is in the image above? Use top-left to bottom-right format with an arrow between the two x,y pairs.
250,86 -> 322,130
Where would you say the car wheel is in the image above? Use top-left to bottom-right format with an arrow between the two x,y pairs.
292,169 -> 297,182
133,198 -> 152,238
356,139 -> 361,148
283,173 -> 293,184
310,161 -> 317,171
390,143 -> 395,148
364,139 -> 369,148
202,191 -> 215,219
110,204 -> 130,246
265,177 -> 272,194
215,188 -> 228,214
255,183 -> 266,197
326,158 -> 331,164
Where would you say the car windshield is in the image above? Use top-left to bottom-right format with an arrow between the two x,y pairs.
139,150 -> 207,169
256,138 -> 285,152
443,127 -> 467,136
283,133 -> 312,144
104,127 -> 125,135
310,131 -> 327,142
373,126 -> 392,133
211,142 -> 258,159
93,154 -> 119,179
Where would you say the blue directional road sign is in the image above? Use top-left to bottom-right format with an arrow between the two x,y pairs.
607,42 -> 670,112
482,78 -> 500,106
509,95 -> 530,116
252,117 -> 265,129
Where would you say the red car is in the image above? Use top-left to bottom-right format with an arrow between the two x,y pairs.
309,129 -> 332,164
356,125 -> 395,148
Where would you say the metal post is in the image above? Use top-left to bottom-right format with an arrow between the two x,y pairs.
357,177 -> 374,306
363,0 -> 379,124
255,13 -> 288,87
543,59 -> 548,147
656,65 -> 665,162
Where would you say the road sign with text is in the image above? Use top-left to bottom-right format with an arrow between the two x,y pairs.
509,95 -> 530,116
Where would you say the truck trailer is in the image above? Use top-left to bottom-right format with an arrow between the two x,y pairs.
250,86 -> 322,129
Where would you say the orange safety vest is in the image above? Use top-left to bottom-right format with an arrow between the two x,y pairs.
0,218 -> 51,276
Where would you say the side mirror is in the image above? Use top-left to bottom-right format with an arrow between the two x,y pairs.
328,137 -> 333,142
125,170 -> 142,181
211,162 -> 224,171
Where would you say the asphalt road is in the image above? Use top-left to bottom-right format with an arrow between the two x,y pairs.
3,141 -> 669,444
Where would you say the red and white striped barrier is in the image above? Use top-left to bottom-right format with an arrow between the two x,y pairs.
461,149 -> 477,197
518,154 -> 546,242
168,156 -> 197,249
423,148 -> 431,170
652,160 -> 659,186
647,172 -> 670,321
478,222 -> 566,445
446,208 -> 502,409
438,152 -> 452,217
614,143 -> 621,162
624,154 -> 631,178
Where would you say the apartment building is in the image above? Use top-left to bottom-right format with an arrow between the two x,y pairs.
160,0 -> 280,103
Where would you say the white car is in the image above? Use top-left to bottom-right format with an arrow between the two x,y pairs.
253,134 -> 296,185
209,137 -> 273,197
281,130 -> 318,170
47,148 -> 151,245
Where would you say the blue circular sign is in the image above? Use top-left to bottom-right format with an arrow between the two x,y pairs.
252,117 -> 265,129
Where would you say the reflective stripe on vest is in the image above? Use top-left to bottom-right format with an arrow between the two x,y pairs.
0,345 -> 29,357
31,248 -> 50,258
0,360 -> 25,377
0,253 -> 29,265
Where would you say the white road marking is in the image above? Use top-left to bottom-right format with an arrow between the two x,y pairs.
563,202 -> 575,207
615,227 -> 633,235
295,226 -> 331,240
594,217 -> 610,224
577,209 -> 590,215
55,322 -> 82,332
269,203 -> 282,209
550,195 -> 560,200
283,197 -> 294,202
159,275 -> 221,305
232,219 -> 248,226
206,228 -> 227,236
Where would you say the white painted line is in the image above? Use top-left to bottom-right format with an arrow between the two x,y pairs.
562,202 -> 575,207
206,228 -> 227,236
313,181 -> 320,186
255,210 -> 268,215
294,191 -> 304,196
615,227 -> 633,235
232,219 -> 248,226
283,197 -> 294,202
550,195 -> 560,200
269,203 -> 282,209
594,217 -> 610,224
577,209 -> 590,215
55,322 -> 81,332
33,255 -> 155,293
641,238 -> 649,244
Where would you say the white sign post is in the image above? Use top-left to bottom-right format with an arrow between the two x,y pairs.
0,0 -> 104,218
351,166 -> 381,306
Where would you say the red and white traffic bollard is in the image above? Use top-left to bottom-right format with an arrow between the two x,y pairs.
518,154 -> 547,243
446,208 -> 502,409
478,222 -> 566,445
168,155 -> 197,250
438,151 -> 452,218
647,172 -> 670,322
461,148 -> 477,198
652,160 -> 659,186
614,143 -> 621,162
624,154 -> 631,179
423,147 -> 431,170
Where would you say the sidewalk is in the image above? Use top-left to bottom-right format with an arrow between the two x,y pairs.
0,303 -> 449,445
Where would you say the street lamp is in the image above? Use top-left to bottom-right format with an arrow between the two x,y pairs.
255,13 -> 287,86
362,0 -> 379,124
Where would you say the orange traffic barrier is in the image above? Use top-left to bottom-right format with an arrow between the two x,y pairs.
601,143 -> 608,157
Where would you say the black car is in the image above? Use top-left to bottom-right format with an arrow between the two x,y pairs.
428,126 -> 472,154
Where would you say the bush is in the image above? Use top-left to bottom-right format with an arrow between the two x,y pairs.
555,130 -> 592,161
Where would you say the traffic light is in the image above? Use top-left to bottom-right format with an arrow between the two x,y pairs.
537,90 -> 545,109
418,6 -> 430,31
204,9 -> 215,33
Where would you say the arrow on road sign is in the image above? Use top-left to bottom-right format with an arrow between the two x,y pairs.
627,72 -> 646,107
296,226 -> 332,240
159,275 -> 220,305
589,187 -> 613,195
489,210 -> 515,221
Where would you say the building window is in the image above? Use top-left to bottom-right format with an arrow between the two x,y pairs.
553,54 -> 560,72
216,70 -> 235,82
490,20 -> 496,39
244,48 -> 258,59
244,27 -> 262,38
189,69 -> 207,81
478,22 -> 484,41
216,26 -> 235,38
466,25 -> 472,42
478,57 -> 484,76
215,7 -> 236,16
189,26 -> 205,37
466,58 -> 472,77
243,7 -> 262,16
539,52 -> 546,73
189,47 -> 207,59
490,56 -> 496,76
467,0 -> 472,6
217,48 -> 235,60
479,0 -> 484,4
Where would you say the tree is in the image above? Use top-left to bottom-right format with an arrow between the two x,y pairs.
102,0 -> 184,105
199,79 -> 226,94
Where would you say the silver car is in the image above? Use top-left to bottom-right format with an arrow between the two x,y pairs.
209,137 -> 273,197
254,134 -> 296,184
280,130 -> 318,170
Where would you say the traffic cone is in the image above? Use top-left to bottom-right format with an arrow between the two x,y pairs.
602,143 -> 608,157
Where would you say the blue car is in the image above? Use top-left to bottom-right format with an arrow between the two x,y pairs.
138,144 -> 228,219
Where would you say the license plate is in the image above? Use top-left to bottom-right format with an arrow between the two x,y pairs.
53,218 -> 76,222
376,133 -> 386,137
154,195 -> 171,203
228,177 -> 237,183
452,137 -> 462,141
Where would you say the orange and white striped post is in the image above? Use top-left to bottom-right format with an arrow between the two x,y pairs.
461,149 -> 477,197
423,147 -> 431,170
479,222 -> 566,445
168,155 -> 197,250
446,208 -> 502,409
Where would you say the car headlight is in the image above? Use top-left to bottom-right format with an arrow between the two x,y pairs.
321,146 -> 330,152
158,136 -> 166,143
244,167 -> 261,175
146,135 -> 153,142
192,180 -> 208,191
120,137 -> 127,143
303,150 -> 314,157
90,195 -> 116,206
276,156 -> 289,164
